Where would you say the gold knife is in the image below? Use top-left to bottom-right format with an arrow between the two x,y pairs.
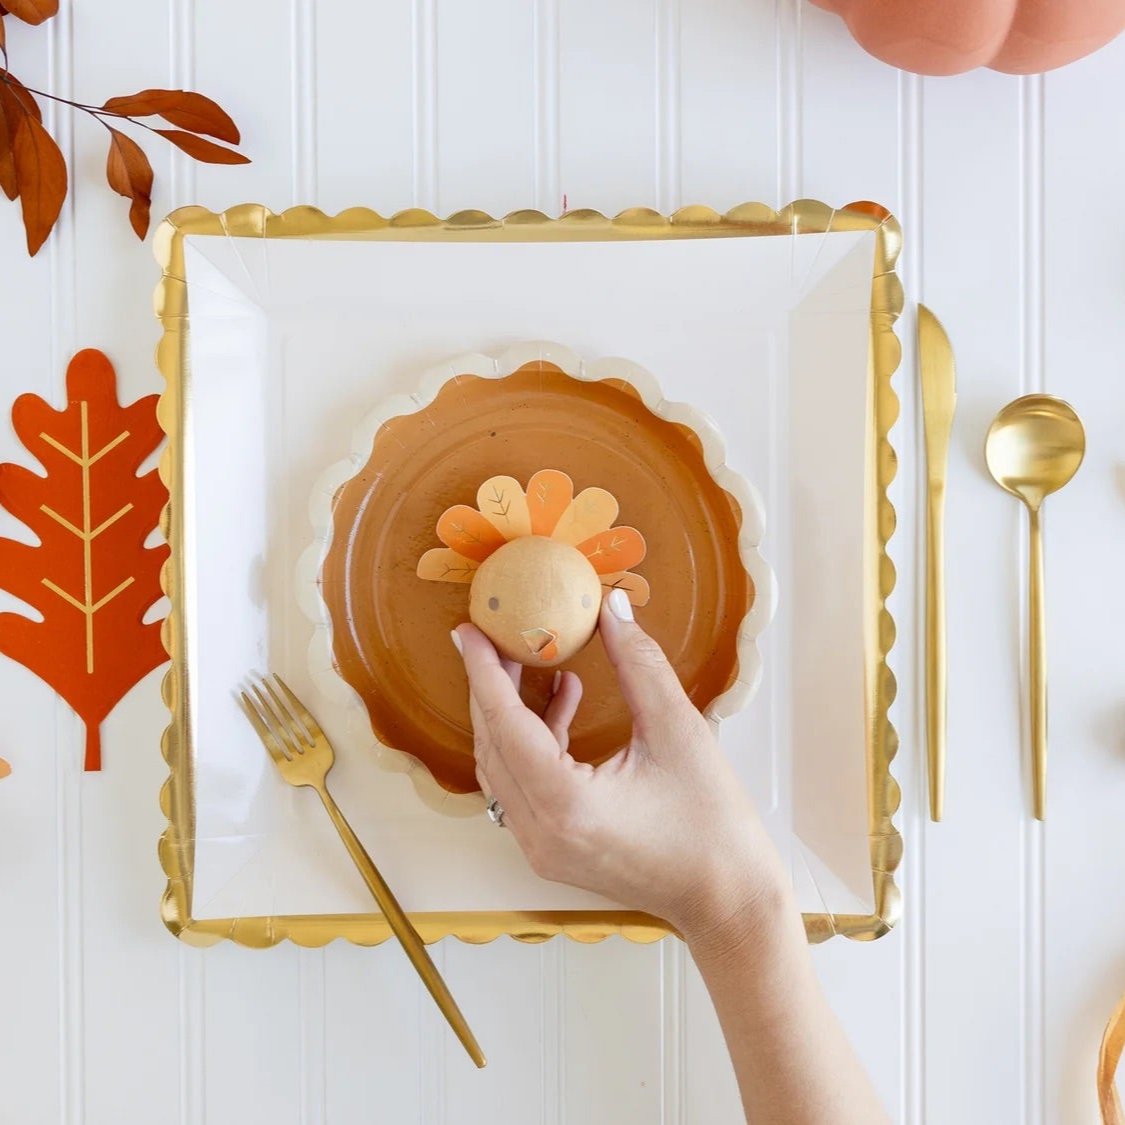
917,305 -> 956,822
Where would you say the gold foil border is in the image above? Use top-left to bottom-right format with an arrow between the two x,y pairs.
154,200 -> 903,948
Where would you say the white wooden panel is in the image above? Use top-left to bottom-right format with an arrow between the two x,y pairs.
679,0 -> 777,211
917,69 -> 1027,1125
203,946 -> 303,1124
0,29 -> 61,1125
323,942 -> 425,1123
191,0 -> 295,210
67,1 -> 182,1114
563,940 -> 664,1123
440,938 -> 546,1124
315,1 -> 414,215
435,0 -> 536,216
1043,36 -> 1125,1125
558,0 -> 657,213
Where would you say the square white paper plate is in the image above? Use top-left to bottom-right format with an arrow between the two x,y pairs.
156,203 -> 902,944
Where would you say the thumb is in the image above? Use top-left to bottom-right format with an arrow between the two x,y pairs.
598,589 -> 694,734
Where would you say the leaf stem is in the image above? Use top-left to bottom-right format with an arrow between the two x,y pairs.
0,68 -> 163,137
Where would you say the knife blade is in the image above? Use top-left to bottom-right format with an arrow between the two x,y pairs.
917,304 -> 956,822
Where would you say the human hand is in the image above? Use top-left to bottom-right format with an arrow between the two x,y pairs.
452,589 -> 791,944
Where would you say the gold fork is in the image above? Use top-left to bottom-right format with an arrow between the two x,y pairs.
240,674 -> 486,1069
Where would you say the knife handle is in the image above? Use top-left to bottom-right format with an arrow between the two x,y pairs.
925,485 -> 947,822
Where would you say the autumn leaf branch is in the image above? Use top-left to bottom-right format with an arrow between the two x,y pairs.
0,0 -> 248,254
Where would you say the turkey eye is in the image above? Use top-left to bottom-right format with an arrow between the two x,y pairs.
488,596 -> 500,611
581,593 -> 593,609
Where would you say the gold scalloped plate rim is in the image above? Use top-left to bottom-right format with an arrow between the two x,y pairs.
298,342 -> 776,817
154,200 -> 903,948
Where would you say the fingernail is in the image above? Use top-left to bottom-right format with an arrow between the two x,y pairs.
450,629 -> 463,655
552,670 -> 562,693
608,588 -> 634,622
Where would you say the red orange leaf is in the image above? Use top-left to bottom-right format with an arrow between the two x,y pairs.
155,128 -> 249,165
436,505 -> 509,562
577,526 -> 647,575
0,91 -> 14,201
0,75 -> 39,197
12,113 -> 66,255
3,0 -> 56,26
102,88 -> 240,144
0,71 -> 43,122
0,349 -> 169,770
105,127 -> 153,239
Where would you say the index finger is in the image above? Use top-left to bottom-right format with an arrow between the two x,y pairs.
453,624 -> 582,809
453,623 -> 525,724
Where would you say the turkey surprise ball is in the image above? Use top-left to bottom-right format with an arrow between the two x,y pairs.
468,536 -> 603,666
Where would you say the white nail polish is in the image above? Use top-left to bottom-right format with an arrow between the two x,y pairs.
450,629 -> 463,654
552,670 -> 562,693
608,588 -> 634,622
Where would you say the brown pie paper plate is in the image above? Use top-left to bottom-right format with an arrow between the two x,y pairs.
301,344 -> 774,811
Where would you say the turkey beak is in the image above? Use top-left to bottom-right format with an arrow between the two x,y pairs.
520,627 -> 558,657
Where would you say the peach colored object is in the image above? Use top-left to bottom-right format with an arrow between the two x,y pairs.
468,536 -> 603,667
812,0 -> 1125,75
0,757 -> 10,780
419,467 -> 649,667
323,360 -> 753,795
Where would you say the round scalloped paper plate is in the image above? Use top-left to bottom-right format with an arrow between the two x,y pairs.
298,342 -> 775,815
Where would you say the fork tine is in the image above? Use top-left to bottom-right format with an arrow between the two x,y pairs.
240,691 -> 290,763
273,675 -> 325,741
250,683 -> 302,758
261,678 -> 312,751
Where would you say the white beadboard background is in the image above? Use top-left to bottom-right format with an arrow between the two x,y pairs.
1,3 -> 1124,1123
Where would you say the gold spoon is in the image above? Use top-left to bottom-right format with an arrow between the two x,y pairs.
985,394 -> 1085,819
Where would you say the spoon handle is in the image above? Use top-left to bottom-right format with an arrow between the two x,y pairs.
1028,506 -> 1047,820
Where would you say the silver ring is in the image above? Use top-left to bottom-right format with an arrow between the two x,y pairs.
485,796 -> 506,828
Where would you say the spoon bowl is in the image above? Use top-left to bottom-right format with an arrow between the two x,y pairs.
985,394 -> 1086,510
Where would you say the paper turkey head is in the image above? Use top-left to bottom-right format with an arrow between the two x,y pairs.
417,469 -> 650,667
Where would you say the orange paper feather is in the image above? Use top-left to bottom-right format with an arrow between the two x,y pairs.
577,526 -> 647,575
526,469 -> 573,536
435,505 -> 509,562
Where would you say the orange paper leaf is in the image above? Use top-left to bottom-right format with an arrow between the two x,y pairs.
103,88 -> 240,144
3,0 -> 57,26
0,349 -> 169,770
12,112 -> 66,255
577,526 -> 647,575
436,505 -> 509,562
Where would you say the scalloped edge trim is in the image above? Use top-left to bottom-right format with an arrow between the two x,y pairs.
153,199 -> 903,948
300,343 -> 776,816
